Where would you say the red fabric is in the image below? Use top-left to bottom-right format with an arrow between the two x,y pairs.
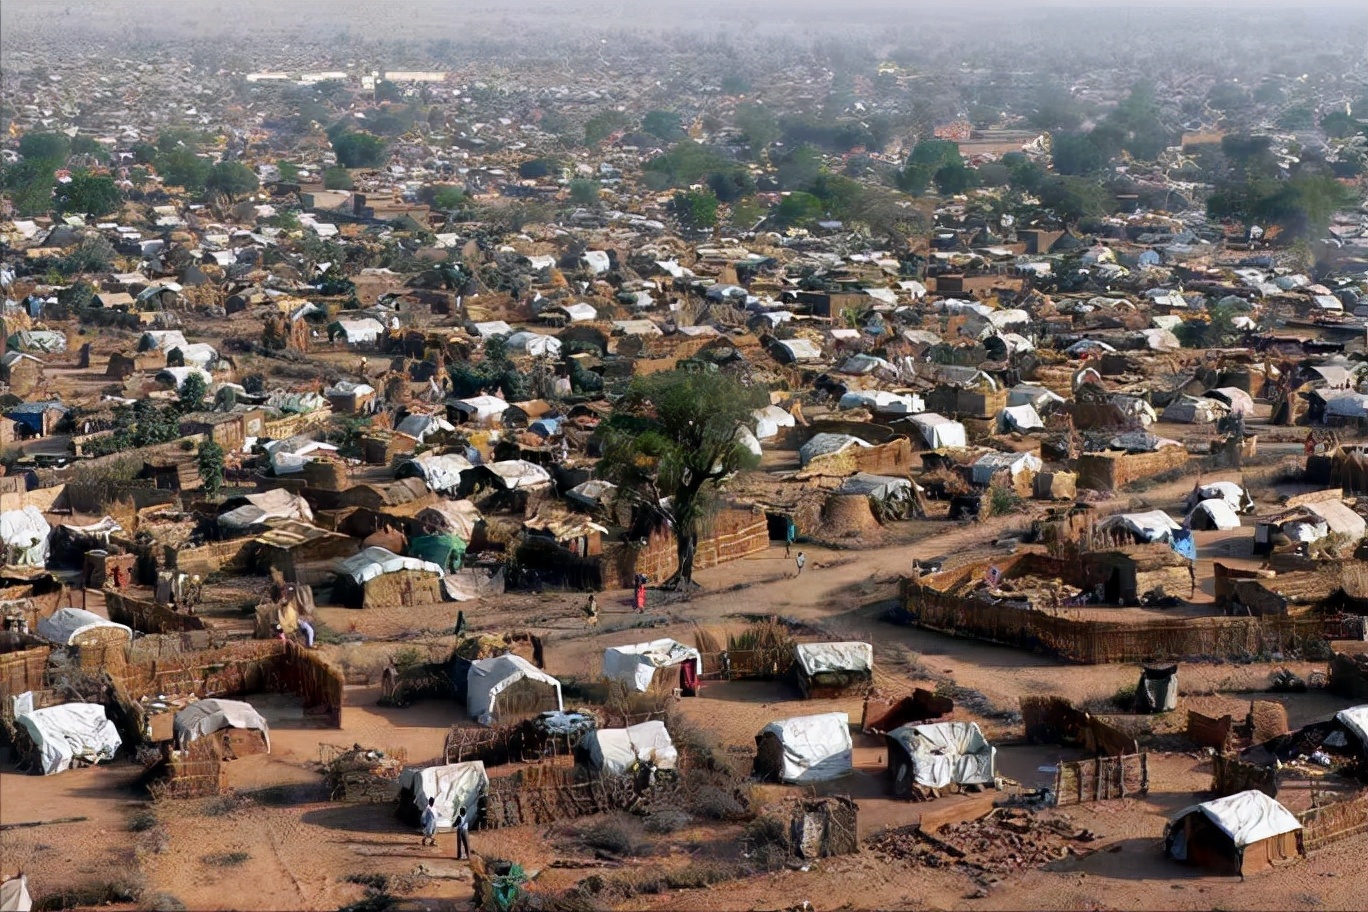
635,585 -> 646,610
679,661 -> 698,696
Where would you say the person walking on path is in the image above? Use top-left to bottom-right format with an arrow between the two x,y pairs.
420,797 -> 438,846
794,551 -> 806,577
784,521 -> 795,558
455,806 -> 471,860
584,593 -> 598,628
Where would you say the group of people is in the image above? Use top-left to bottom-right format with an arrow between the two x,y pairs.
420,798 -> 470,860
581,574 -> 652,628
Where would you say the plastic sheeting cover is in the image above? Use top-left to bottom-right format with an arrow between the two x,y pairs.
1334,705 -> 1368,748
1172,790 -> 1300,848
335,547 -> 445,584
0,874 -> 32,912
399,762 -> 488,828
757,711 -> 853,783
794,642 -> 872,677
173,698 -> 270,752
16,703 -> 122,774
36,608 -> 132,646
601,639 -> 702,693
891,720 -> 996,788
586,721 -> 678,775
467,654 -> 562,725
0,505 -> 50,567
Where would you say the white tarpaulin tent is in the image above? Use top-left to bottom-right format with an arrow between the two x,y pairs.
582,721 -> 678,775
0,875 -> 32,912
839,390 -> 925,415
0,506 -> 50,566
1187,482 -> 1254,515
336,547 -> 445,584
907,413 -> 967,449
970,451 -> 1042,486
399,762 -> 488,828
506,331 -> 562,358
888,721 -> 996,789
265,438 -> 338,474
394,413 -> 455,443
998,404 -> 1044,432
219,489 -> 314,531
36,608 -> 132,647
414,500 -> 482,542
138,330 -> 188,352
16,703 -> 122,774
173,698 -> 271,751
752,405 -> 796,440
1169,790 -> 1300,852
800,433 -> 869,466
484,460 -> 553,490
328,317 -> 385,344
602,639 -> 702,693
467,654 -> 562,725
794,642 -> 872,678
1334,705 -> 1368,748
400,453 -> 474,494
1097,510 -> 1181,543
1187,499 -> 1241,531
754,711 -> 852,783
452,395 -> 509,424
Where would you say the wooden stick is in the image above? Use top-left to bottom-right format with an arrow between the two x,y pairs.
0,816 -> 89,832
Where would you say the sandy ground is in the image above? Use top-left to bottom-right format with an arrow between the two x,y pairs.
3,462 -> 1366,910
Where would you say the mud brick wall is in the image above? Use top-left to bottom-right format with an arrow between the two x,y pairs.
1076,448 -> 1189,493
105,591 -> 208,634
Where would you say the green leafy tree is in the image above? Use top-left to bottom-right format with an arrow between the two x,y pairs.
323,167 -> 355,190
720,75 -> 750,95
1321,111 -> 1364,140
934,160 -> 980,195
1002,152 -> 1047,192
705,168 -> 755,203
330,131 -> 388,168
1050,132 -> 1107,175
19,132 -> 70,163
205,161 -> 259,200
642,110 -> 684,142
774,191 -> 824,227
57,281 -> 96,312
156,128 -> 204,154
53,170 -> 121,216
1038,176 -> 1114,223
670,188 -> 719,231
568,179 -> 600,206
157,149 -> 211,190
1027,85 -> 1084,131
733,103 -> 779,159
598,370 -> 765,588
584,109 -> 628,146
130,141 -> 158,165
70,136 -> 103,158
644,140 -> 729,186
55,235 -> 115,275
729,196 -> 768,229
178,372 -> 209,413
518,157 -> 561,179
2,159 -> 56,216
277,161 -> 301,182
431,185 -> 467,210
196,439 -> 226,497
898,139 -> 962,194
775,145 -> 823,191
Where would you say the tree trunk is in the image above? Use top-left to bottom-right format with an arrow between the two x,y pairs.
664,528 -> 698,590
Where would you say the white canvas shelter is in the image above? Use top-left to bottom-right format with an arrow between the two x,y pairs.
173,698 -> 270,751
467,653 -> 562,725
1335,706 -> 1368,747
799,433 -> 870,466
0,506 -> 50,566
484,460 -> 552,490
907,413 -> 967,449
336,547 -> 445,585
970,451 -> 1042,486
506,331 -> 562,358
472,321 -> 514,338
0,874 -> 32,912
265,438 -> 337,474
329,318 -> 386,344
174,343 -> 219,368
394,413 -> 455,443
1187,482 -> 1253,514
839,390 -> 925,415
1187,499 -> 1241,531
36,608 -> 131,647
155,366 -> 213,391
399,762 -> 488,828
752,405 -> 796,440
414,500 -> 482,542
453,395 -> 510,424
998,404 -> 1044,432
582,721 -> 678,775
755,711 -> 853,783
138,330 -> 188,352
16,703 -> 122,774
602,639 -> 702,693
219,489 -> 314,531
1302,500 -> 1367,540
402,453 -> 474,494
775,338 -> 823,363
1007,385 -> 1066,411
1162,396 -> 1228,424
1207,387 -> 1255,416
888,721 -> 996,789
554,303 -> 597,322
794,642 -> 872,677
1169,790 -> 1300,852
1097,510 -> 1181,544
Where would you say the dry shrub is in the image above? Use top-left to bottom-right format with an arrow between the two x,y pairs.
582,860 -> 741,899
201,851 -> 250,867
142,893 -> 188,912
128,808 -> 158,832
642,808 -> 691,834
921,466 -> 970,496
578,814 -> 651,857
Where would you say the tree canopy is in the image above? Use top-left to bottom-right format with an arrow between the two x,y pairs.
206,160 -> 259,200
670,188 -> 719,231
54,170 -> 122,216
598,370 -> 765,587
330,131 -> 388,168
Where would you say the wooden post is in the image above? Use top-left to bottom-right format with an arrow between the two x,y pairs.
1094,757 -> 1102,802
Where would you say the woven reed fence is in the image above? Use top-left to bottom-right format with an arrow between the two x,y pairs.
1298,793 -> 1368,853
104,591 -> 207,634
1054,753 -> 1148,806
1211,752 -> 1278,799
479,766 -> 643,829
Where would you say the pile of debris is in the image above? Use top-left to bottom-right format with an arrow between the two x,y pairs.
868,809 -> 1097,874
321,743 -> 409,802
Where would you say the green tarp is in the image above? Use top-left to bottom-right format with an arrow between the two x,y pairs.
409,533 -> 466,572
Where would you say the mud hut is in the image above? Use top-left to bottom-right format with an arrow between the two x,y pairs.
1164,790 -> 1301,876
333,547 -> 444,610
793,642 -> 873,699
172,698 -> 270,757
820,493 -> 882,541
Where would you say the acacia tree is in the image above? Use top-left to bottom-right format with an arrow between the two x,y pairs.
598,370 -> 764,588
